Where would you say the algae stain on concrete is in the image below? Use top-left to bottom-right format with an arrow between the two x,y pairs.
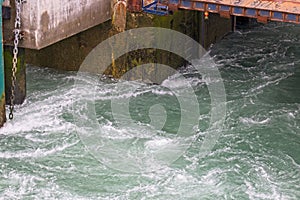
25,10 -> 231,79
41,11 -> 50,33
106,10 -> 200,78
0,93 -> 6,127
26,10 -> 199,78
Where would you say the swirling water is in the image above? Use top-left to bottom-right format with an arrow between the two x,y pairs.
0,22 -> 300,199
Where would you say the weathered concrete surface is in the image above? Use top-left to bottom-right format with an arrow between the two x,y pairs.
200,13 -> 233,49
25,10 -> 233,78
4,46 -> 26,105
3,0 -> 111,49
25,20 -> 113,71
25,10 -> 200,75
0,93 -> 5,127
112,0 -> 127,32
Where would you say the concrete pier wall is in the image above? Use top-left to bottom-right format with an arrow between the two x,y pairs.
3,0 -> 111,49
1,5 -> 233,127
25,10 -> 232,77
200,13 -> 233,49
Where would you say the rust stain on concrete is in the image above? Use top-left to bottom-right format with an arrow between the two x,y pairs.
40,11 -> 50,33
112,1 -> 127,32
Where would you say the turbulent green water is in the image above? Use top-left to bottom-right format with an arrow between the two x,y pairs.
1,22 -> 300,199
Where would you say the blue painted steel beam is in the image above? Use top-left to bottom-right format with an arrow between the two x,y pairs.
220,5 -> 230,11
273,12 -> 283,20
245,9 -> 256,17
0,0 -> 4,97
181,0 -> 192,7
286,13 -> 297,21
142,0 -> 169,15
0,0 -> 6,126
208,3 -> 217,12
195,2 -> 204,9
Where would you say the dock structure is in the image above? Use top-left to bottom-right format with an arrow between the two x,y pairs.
1,0 -> 112,127
1,0 -> 300,127
142,0 -> 300,24
2,0 -> 299,50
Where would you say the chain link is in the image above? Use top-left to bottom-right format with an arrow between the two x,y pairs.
9,0 -> 24,120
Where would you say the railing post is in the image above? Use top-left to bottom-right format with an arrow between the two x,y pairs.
0,0 -> 7,127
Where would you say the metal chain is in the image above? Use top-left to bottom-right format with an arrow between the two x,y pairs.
9,0 -> 24,120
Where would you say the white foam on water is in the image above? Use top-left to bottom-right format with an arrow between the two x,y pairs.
0,171 -> 89,200
1,22 -> 300,199
0,141 -> 79,159
239,117 -> 271,125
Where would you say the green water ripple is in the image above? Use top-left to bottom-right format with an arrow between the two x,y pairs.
0,22 -> 299,199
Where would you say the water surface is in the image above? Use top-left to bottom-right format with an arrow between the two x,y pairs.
0,22 -> 299,199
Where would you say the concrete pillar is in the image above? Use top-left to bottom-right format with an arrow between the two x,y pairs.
4,46 -> 26,106
200,12 -> 233,49
0,58 -> 5,126
25,10 -> 201,76
232,16 -> 237,32
0,91 -> 5,127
